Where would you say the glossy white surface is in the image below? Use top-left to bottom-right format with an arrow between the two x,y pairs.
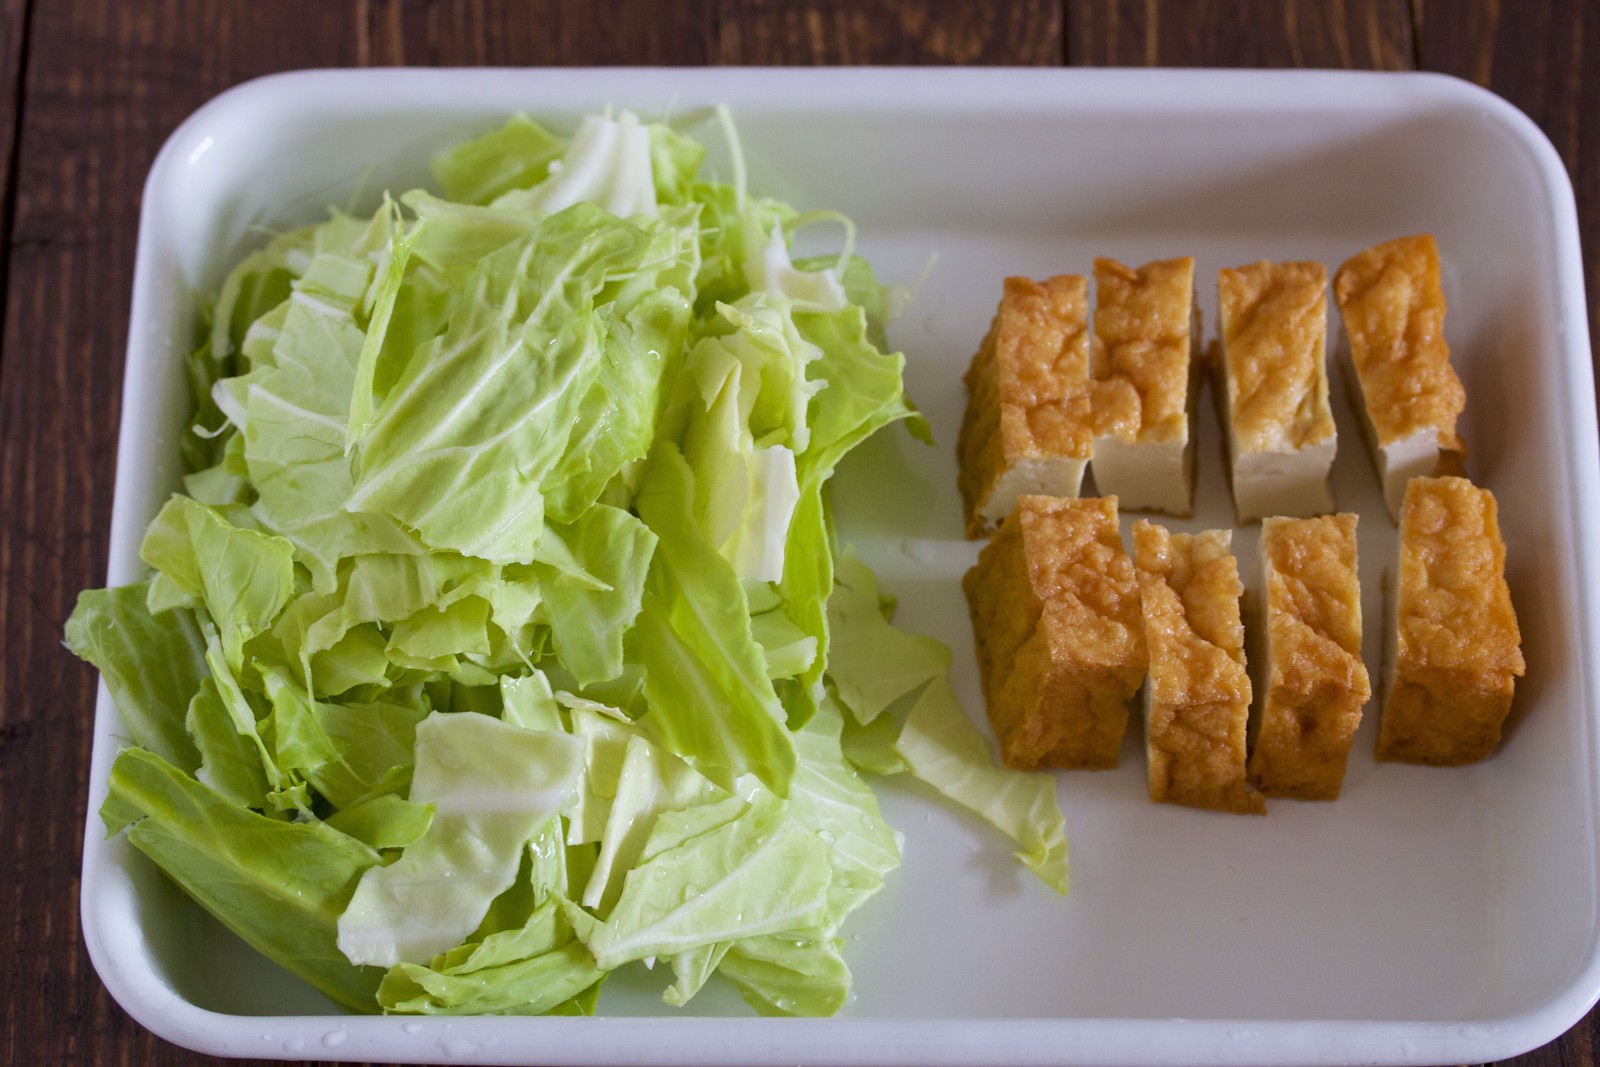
82,67 -> 1600,1065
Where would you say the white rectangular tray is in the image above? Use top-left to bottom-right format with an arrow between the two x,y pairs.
82,67 -> 1600,1065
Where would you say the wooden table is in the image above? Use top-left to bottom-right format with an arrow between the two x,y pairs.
1,2 -> 1594,1065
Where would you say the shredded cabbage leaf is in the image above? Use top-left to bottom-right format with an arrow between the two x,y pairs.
68,109 -> 1068,1018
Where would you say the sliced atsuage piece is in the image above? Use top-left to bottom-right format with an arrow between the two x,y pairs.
962,495 -> 1146,770
1377,476 -> 1524,765
1333,235 -> 1468,521
1089,256 -> 1198,517
957,275 -> 1094,538
1217,260 -> 1337,522
1248,514 -> 1371,799
1131,520 -> 1264,814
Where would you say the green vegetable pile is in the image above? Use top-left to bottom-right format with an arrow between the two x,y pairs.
68,110 -> 1068,1017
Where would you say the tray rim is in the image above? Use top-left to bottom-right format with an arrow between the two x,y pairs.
78,64 -> 1600,1066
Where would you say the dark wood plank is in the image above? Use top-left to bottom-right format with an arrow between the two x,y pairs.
1066,0 -> 1414,68
0,5 -> 368,1065
716,0 -> 1062,65
1419,7 -> 1600,1067
1490,1020 -> 1598,1067
1417,0 -> 1586,161
1416,0 -> 1600,391
7,4 -> 1598,1067
0,3 -> 718,1063
0,0 -> 32,356
0,0 -> 27,182
363,0 -> 714,66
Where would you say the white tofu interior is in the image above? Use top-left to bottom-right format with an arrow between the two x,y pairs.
1233,441 -> 1337,522
1093,435 -> 1191,515
1336,323 -> 1440,522
1379,429 -> 1441,523
981,456 -> 1088,526
1089,292 -> 1197,517
1219,327 -> 1337,522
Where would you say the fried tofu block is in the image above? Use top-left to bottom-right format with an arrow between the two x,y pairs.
1333,235 -> 1468,521
1132,521 -> 1264,813
1249,514 -> 1371,799
1089,256 -> 1198,517
963,495 -> 1146,770
1377,477 -> 1524,765
1217,261 -> 1338,522
957,276 -> 1094,538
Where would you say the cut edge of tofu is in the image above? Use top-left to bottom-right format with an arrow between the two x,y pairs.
1334,315 -> 1452,523
978,456 -> 1089,529
1231,441 -> 1337,523
1216,269 -> 1339,524
1092,434 -> 1192,516
1376,482 -> 1522,765
1378,429 -> 1445,523
1087,272 -> 1199,518
964,494 -> 1146,772
1248,515 -> 1368,800
1135,524 -> 1265,814
1215,336 -> 1338,523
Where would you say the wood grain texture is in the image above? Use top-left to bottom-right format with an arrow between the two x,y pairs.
362,0 -> 714,66
0,4 -> 364,1065
0,0 -> 31,352
1414,6 -> 1600,1060
1405,0 -> 1594,1022
1417,0 -> 1600,382
0,2 -> 1597,1066
1067,0 -> 1414,68
717,0 -> 1063,64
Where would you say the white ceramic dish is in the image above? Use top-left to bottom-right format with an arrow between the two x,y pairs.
82,67 -> 1600,1065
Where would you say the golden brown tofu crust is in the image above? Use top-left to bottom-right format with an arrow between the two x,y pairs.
1218,260 -> 1336,453
1091,257 -> 1194,446
1132,521 -> 1264,813
1333,235 -> 1467,458
1377,476 -> 1525,765
957,276 -> 1093,537
963,496 -> 1146,770
1249,514 -> 1371,799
